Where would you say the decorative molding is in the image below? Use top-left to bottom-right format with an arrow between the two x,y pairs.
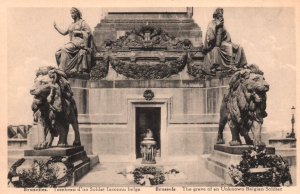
104,25 -> 194,51
110,54 -> 187,79
90,55 -> 109,80
143,90 -> 154,101
90,25 -> 209,80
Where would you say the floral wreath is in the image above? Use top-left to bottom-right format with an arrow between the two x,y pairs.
228,145 -> 293,186
133,166 -> 165,186
8,156 -> 74,188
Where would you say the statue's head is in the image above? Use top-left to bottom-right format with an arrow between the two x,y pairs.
213,7 -> 224,19
70,7 -> 82,20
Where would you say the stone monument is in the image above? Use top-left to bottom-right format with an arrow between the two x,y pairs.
8,66 -> 93,187
140,129 -> 157,164
68,7 -> 224,163
64,7 -> 272,164
8,6 -> 296,187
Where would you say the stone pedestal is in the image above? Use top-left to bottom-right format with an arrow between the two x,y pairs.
141,138 -> 157,164
269,138 -> 297,166
24,146 -> 91,185
205,144 -> 275,184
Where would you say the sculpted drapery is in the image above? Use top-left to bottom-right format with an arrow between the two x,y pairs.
203,8 -> 247,73
54,8 -> 92,74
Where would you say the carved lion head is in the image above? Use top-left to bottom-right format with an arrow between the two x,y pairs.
228,64 -> 269,124
30,66 -> 64,112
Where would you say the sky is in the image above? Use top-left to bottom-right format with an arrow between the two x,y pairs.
7,7 -> 296,133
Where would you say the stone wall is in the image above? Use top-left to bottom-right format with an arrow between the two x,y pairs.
93,9 -> 202,49
69,76 -> 230,162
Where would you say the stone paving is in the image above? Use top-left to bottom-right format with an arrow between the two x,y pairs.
76,158 -> 225,187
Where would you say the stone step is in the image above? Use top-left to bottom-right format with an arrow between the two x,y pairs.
214,144 -> 275,155
24,146 -> 84,156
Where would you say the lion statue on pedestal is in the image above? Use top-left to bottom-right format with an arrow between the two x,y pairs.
30,66 -> 81,149
216,64 -> 269,146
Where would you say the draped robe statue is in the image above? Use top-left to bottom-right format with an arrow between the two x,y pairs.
54,7 -> 93,75
203,8 -> 247,74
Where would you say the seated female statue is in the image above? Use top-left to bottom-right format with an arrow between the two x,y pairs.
54,7 -> 92,75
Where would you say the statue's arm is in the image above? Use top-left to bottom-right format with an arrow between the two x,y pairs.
223,27 -> 231,42
203,22 -> 216,52
53,21 -> 69,36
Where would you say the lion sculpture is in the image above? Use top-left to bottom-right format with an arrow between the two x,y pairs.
30,66 -> 81,149
216,64 -> 269,146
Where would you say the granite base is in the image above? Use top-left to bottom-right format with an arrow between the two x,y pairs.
23,146 -> 98,185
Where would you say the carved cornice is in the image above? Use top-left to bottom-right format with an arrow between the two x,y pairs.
103,25 -> 193,51
90,25 -> 211,80
97,19 -> 195,24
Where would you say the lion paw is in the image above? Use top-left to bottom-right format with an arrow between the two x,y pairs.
216,133 -> 225,144
73,140 -> 81,146
229,140 -> 242,146
254,141 -> 265,147
216,137 -> 225,144
244,136 -> 254,145
57,143 -> 68,147
34,141 -> 50,150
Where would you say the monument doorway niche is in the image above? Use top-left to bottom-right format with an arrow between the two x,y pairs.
129,99 -> 168,162
135,107 -> 161,159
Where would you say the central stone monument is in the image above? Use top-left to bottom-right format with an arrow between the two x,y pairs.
8,7 -> 294,187
140,129 -> 157,164
67,7 -> 273,164
69,7 -> 229,163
